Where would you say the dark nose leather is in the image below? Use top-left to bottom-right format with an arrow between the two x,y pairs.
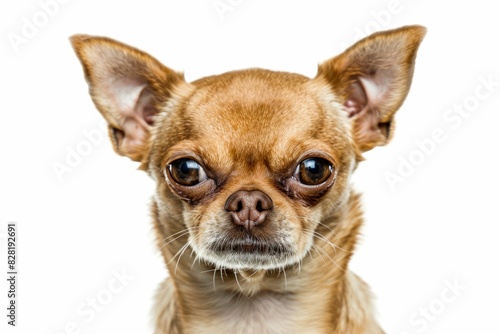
224,190 -> 273,232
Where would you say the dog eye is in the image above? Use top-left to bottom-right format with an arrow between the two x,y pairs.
169,159 -> 207,186
295,158 -> 333,185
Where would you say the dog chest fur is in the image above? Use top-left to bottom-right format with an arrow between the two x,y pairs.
155,276 -> 330,334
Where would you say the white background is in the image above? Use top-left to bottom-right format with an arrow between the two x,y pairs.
1,1 -> 499,333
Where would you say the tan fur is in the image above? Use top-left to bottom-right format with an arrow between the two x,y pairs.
70,26 -> 425,333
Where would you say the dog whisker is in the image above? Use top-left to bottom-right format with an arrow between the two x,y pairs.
167,239 -> 191,274
158,231 -> 190,251
158,227 -> 198,251
159,227 -> 198,243
312,243 -> 345,273
317,221 -> 334,232
313,231 -> 351,254
238,269 -> 258,282
296,255 -> 302,275
174,240 -> 192,274
234,271 -> 243,293
213,267 -> 217,291
310,244 -> 327,264
282,266 -> 288,289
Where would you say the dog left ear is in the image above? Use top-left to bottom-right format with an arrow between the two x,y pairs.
70,35 -> 185,163
317,25 -> 426,152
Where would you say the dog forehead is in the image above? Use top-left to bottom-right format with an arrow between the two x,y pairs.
185,69 -> 326,144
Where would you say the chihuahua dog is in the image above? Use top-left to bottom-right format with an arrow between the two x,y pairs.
71,25 -> 425,333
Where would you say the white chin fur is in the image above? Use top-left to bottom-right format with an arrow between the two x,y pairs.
199,251 -> 304,271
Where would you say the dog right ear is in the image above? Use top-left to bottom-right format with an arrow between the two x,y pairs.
316,25 -> 426,152
70,35 -> 185,163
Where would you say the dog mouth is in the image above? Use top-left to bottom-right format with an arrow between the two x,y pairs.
202,235 -> 298,270
212,236 -> 288,255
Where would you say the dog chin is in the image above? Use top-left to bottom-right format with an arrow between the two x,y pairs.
201,251 -> 302,270
198,239 -> 303,270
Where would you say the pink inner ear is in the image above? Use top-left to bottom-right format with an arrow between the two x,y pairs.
344,70 -> 390,118
105,77 -> 158,128
359,71 -> 390,107
344,80 -> 368,117
143,106 -> 156,125
100,77 -> 157,155
343,72 -> 394,149
108,79 -> 146,115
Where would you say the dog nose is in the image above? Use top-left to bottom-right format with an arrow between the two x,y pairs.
225,190 -> 273,231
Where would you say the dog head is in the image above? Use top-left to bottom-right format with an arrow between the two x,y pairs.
71,26 -> 425,271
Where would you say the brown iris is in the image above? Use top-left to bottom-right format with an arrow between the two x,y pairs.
296,158 -> 332,185
169,158 -> 207,186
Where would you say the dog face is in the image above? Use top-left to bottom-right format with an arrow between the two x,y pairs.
71,26 -> 425,271
153,70 -> 355,270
